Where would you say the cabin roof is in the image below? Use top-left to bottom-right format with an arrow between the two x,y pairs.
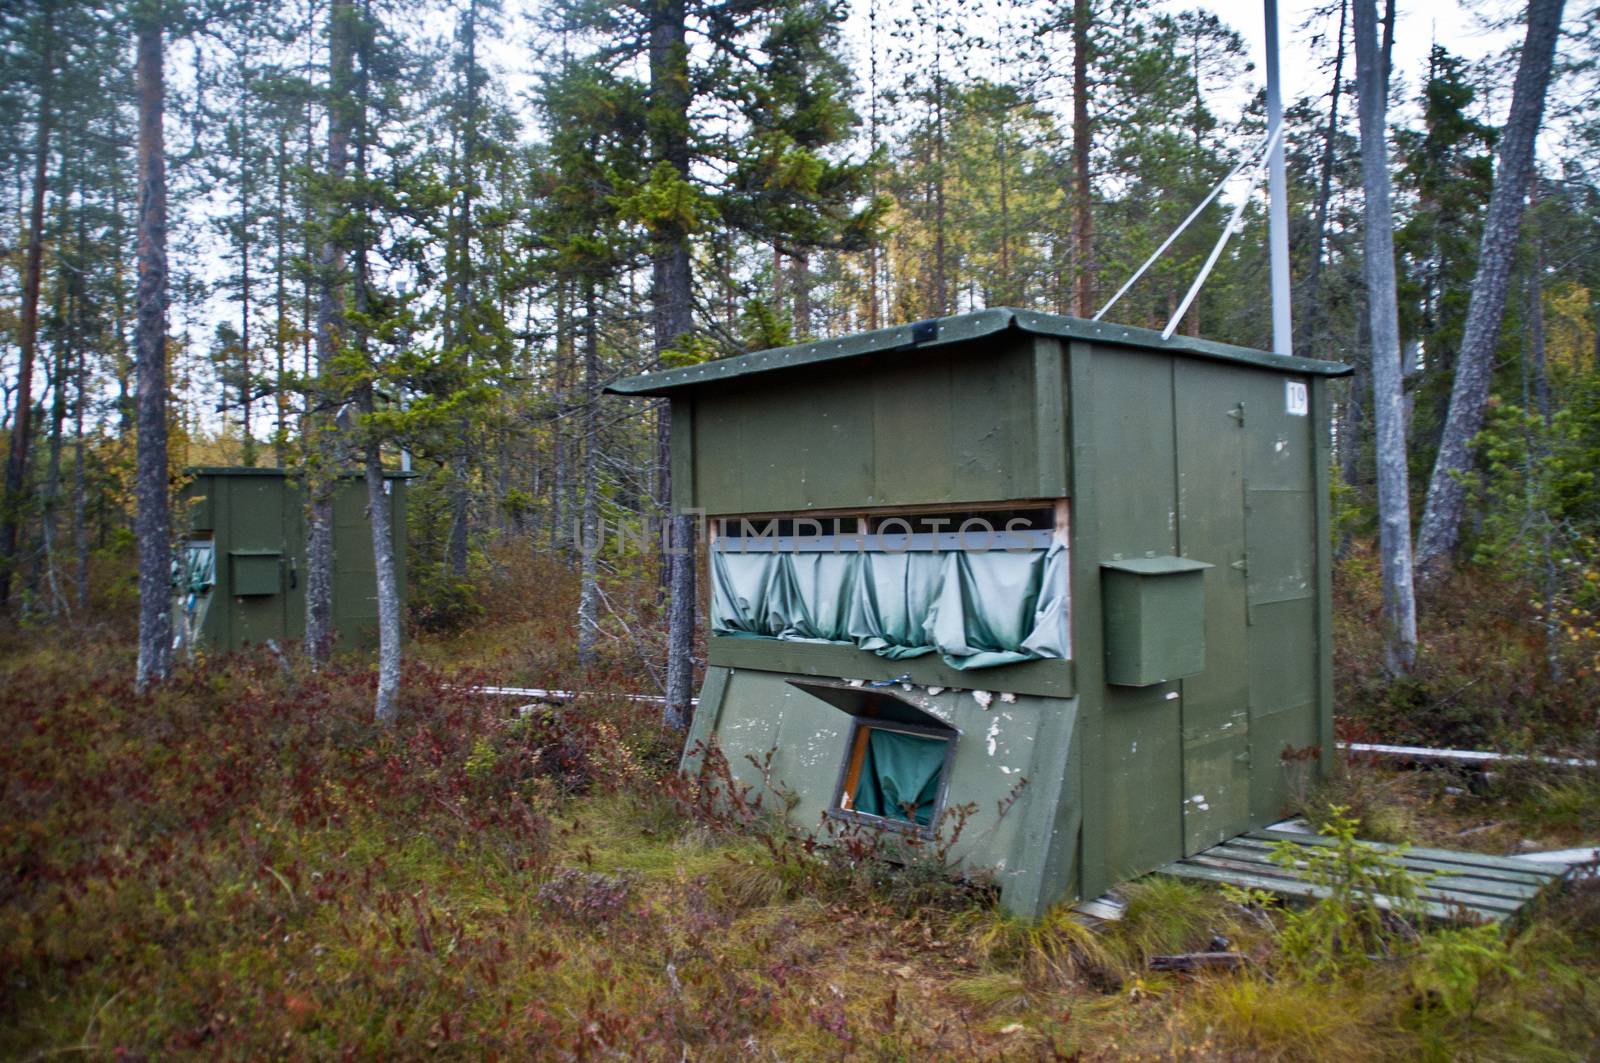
606,307 -> 1352,398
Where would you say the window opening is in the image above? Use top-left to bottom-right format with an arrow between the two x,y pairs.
711,502 -> 1071,668
790,680 -> 959,834
838,723 -> 954,829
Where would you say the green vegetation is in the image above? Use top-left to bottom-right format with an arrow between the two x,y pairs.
3,560 -> 1597,1059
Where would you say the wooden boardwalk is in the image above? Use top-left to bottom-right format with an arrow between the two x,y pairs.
1159,827 -> 1573,924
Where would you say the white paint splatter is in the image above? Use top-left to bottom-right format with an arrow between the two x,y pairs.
1131,741 -> 1138,754
926,686 -> 945,696
1165,691 -> 1180,701
986,717 -> 1002,756
1274,437 -> 1288,453
1000,691 -> 1017,704
972,690 -> 994,710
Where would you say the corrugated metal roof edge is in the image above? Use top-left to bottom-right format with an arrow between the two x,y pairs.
605,307 -> 1352,397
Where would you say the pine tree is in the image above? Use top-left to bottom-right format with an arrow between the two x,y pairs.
1416,0 -> 1567,574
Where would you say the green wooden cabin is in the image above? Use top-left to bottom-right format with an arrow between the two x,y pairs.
609,308 -> 1351,918
174,468 -> 410,656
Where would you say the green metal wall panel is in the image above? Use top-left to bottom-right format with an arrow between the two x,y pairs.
229,552 -> 283,596
687,340 -> 1044,515
1236,370 -> 1323,824
1029,337 -> 1070,497
220,475 -> 295,650
1248,699 -> 1318,823
333,482 -> 378,650
180,470 -> 407,655
1247,599 -> 1319,714
707,636 -> 1076,698
1310,378 -> 1337,779
1245,491 -> 1315,607
705,667 -> 1071,916
1100,683 -> 1184,881
669,322 -> 1338,918
1090,351 -> 1177,560
1065,342 -> 1104,902
1084,348 -> 1187,882
1173,359 -> 1252,854
803,374 -> 876,509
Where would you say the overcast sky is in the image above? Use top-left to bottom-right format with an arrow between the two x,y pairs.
833,0 -> 1527,130
1173,0 -> 1522,118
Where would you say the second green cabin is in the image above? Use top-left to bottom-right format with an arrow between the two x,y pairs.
175,468 -> 410,656
610,308 -> 1350,918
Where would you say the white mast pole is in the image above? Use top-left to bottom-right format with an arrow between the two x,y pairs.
1265,0 -> 1293,354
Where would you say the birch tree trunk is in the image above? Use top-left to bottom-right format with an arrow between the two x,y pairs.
134,13 -> 173,688
363,415 -> 401,723
0,10 -> 53,610
1352,0 -> 1417,675
1414,0 -> 1565,574
306,0 -> 355,662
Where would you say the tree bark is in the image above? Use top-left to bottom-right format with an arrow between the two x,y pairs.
576,278 -> 600,669
1522,190 -> 1559,682
364,419 -> 401,722
274,124 -> 290,466
792,251 -> 811,338
1414,0 -> 1564,574
445,0 -> 480,582
305,0 -> 356,662
1301,0 -> 1347,357
348,0 -> 398,723
73,339 -> 87,612
134,16 -> 173,687
236,105 -> 256,467
1071,0 -> 1092,317
550,279 -> 569,556
650,0 -> 696,729
931,63 -> 948,316
1352,0 -> 1418,675
42,287 -> 68,616
0,10 -> 54,610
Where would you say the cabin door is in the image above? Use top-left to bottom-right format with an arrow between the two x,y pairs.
1174,361 -> 1253,855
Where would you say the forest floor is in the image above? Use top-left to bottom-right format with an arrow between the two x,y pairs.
2,551 -> 1599,1060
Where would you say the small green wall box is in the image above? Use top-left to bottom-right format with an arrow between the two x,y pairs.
174,467 -> 412,657
609,308 -> 1350,918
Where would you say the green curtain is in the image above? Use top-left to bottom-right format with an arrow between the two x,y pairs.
851,728 -> 947,826
174,541 -> 215,657
711,543 -> 1068,669
180,541 -> 215,594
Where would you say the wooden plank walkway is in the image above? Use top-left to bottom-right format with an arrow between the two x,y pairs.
1158,828 -> 1571,924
